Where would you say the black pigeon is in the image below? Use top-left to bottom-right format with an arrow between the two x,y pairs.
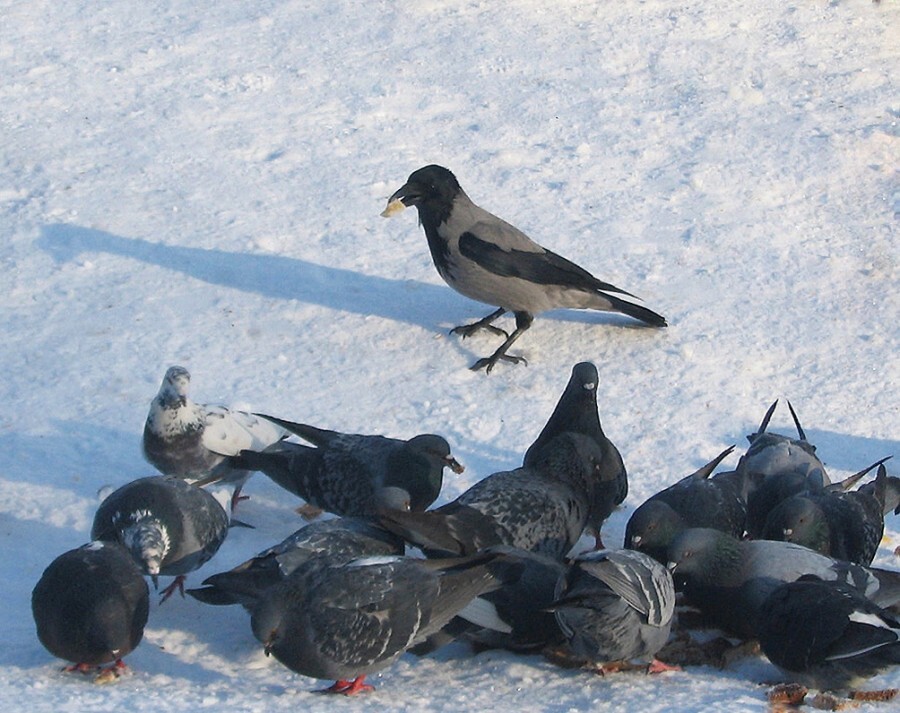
250,551 -> 512,694
738,400 -> 830,538
233,415 -> 463,518
523,361 -> 627,549
91,476 -> 230,602
32,541 -> 149,679
758,576 -> 900,691
379,431 -> 604,560
142,366 -> 289,509
383,164 -> 666,372
550,549 -> 678,674
624,447 -> 743,564
761,461 -> 889,565
188,512 -> 406,609
666,528 -> 900,640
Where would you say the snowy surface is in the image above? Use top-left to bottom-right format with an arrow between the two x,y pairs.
2,0 -> 898,710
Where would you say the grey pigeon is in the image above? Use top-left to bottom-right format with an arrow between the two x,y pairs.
250,550 -> 512,694
758,576 -> 900,691
142,366 -> 290,509
860,462 -> 900,516
188,507 -> 407,610
761,460 -> 890,565
523,361 -> 627,549
383,165 -> 666,372
624,447 -> 744,564
379,431 -> 604,560
738,400 -> 830,538
32,541 -> 149,679
91,475 -> 230,602
550,549 -> 678,673
666,527 -> 900,640
233,415 -> 463,517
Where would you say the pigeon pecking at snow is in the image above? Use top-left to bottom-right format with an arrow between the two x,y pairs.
187,504 -> 407,610
382,164 -> 666,372
91,475 -> 230,602
758,575 -> 900,692
624,447 -> 744,564
232,415 -> 463,517
249,550 -> 515,694
666,527 -> 900,640
142,365 -> 290,510
32,541 -> 150,681
549,548 -> 678,675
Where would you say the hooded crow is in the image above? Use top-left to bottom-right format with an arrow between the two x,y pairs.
384,164 -> 666,372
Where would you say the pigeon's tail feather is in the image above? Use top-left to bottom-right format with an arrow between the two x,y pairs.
232,444 -> 317,501
602,292 -> 667,327
252,414 -> 336,446
186,565 -> 279,608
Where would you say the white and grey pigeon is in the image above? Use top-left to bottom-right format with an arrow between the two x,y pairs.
142,365 -> 290,509
738,399 -> 830,538
91,475 -> 230,602
232,415 -> 463,518
383,164 -> 667,372
250,550 -> 513,695
550,549 -> 678,674
31,541 -> 149,680
758,575 -> 900,692
666,527 -> 900,640
188,491 -> 409,610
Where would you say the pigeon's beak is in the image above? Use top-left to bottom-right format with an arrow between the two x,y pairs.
631,535 -> 642,548
445,455 -> 465,475
263,630 -> 277,657
666,561 -> 677,573
150,574 -> 159,590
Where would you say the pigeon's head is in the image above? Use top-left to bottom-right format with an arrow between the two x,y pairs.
386,165 -> 462,225
250,593 -> 287,657
761,496 -> 829,550
666,528 -> 740,587
122,518 -> 170,579
386,434 -> 464,511
158,366 -> 191,404
624,500 -> 685,563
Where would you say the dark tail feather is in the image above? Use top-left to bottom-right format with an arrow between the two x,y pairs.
252,414 -> 336,446
604,292 -> 667,327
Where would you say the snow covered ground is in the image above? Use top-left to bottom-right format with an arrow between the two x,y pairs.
2,0 -> 898,710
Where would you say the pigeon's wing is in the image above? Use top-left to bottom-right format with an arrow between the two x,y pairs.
201,406 -> 287,457
577,551 -> 675,626
458,228 -> 634,296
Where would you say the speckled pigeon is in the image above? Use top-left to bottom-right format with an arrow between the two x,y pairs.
523,361 -> 627,549
250,550 -> 513,694
758,576 -> 900,691
188,510 -> 406,610
379,431 -> 604,560
761,460 -> 889,565
91,475 -> 230,602
142,366 -> 290,509
666,527 -> 900,640
738,400 -> 830,538
860,462 -> 900,517
550,548 -> 677,673
233,415 -> 463,517
624,447 -> 743,564
32,541 -> 149,679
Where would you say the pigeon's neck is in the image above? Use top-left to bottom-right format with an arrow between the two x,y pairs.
122,516 -> 170,574
148,397 -> 203,435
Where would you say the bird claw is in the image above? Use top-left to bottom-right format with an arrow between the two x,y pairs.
470,353 -> 528,374
158,575 -> 186,604
319,677 -> 374,695
451,323 -> 509,340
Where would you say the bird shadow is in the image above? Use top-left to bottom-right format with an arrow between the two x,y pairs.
36,224 -> 456,331
801,428 -> 898,474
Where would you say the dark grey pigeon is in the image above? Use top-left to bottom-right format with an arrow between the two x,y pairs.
250,551 -> 512,694
383,165 -> 666,372
550,549 -> 678,673
738,400 -> 830,538
379,431 -> 604,560
666,528 -> 900,640
761,461 -> 889,565
32,541 -> 149,680
142,366 -> 290,509
624,447 -> 744,564
188,507 -> 407,610
523,361 -> 627,549
91,476 -> 230,602
232,415 -> 463,517
758,576 -> 900,691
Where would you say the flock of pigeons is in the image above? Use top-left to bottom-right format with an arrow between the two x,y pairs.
30,166 -> 900,706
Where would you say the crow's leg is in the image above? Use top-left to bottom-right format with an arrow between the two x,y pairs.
450,307 -> 508,339
470,312 -> 533,374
